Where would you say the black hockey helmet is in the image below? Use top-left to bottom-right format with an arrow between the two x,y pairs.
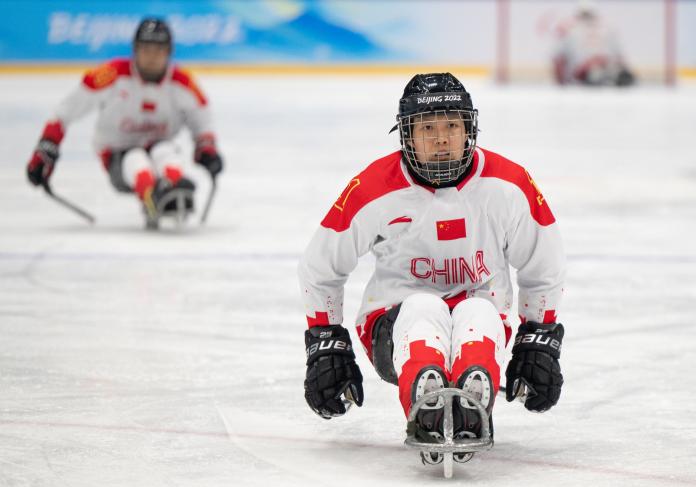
395,73 -> 478,186
133,18 -> 173,48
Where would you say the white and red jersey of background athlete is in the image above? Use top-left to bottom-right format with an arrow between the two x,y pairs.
47,58 -> 213,155
553,18 -> 623,83
298,147 -> 566,358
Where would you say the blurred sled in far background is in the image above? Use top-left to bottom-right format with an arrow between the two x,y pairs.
552,2 -> 636,87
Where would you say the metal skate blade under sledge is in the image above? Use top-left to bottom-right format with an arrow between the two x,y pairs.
145,188 -> 194,230
405,388 -> 493,479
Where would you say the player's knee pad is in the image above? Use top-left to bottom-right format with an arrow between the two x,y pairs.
149,140 -> 183,171
451,296 -> 498,319
121,147 -> 152,184
392,294 -> 452,355
109,148 -> 151,193
451,297 -> 504,341
399,293 -> 450,323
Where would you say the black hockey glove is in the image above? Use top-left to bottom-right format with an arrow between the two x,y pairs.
304,325 -> 364,419
194,141 -> 223,177
505,322 -> 564,413
196,150 -> 223,177
27,139 -> 59,186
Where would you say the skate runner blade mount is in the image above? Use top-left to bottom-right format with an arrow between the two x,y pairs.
157,188 -> 194,220
145,187 -> 195,230
405,388 -> 493,479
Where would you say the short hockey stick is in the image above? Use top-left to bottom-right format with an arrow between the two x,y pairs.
498,382 -> 529,402
42,182 -> 96,224
200,175 -> 217,225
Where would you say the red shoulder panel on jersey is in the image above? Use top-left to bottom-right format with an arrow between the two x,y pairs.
479,148 -> 556,226
82,59 -> 131,90
321,151 -> 410,232
172,67 -> 208,106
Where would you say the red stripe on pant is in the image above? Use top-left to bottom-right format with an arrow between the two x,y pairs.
134,170 -> 155,200
450,336 -> 500,395
165,166 -> 182,185
397,340 -> 449,416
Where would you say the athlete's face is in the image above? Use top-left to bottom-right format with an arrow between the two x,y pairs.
408,111 -> 467,164
134,43 -> 170,82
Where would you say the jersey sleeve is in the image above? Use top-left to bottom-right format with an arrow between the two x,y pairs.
52,84 -> 100,128
298,179 -> 380,328
505,172 -> 566,325
53,61 -> 124,128
171,67 -> 214,140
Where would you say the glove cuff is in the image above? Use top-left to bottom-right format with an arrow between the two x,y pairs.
40,120 -> 65,145
511,322 -> 564,359
194,133 -> 217,161
304,325 -> 356,365
37,139 -> 59,158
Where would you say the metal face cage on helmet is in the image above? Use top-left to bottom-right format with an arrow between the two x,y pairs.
396,73 -> 478,186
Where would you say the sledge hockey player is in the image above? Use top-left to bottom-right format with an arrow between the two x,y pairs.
26,18 -> 223,228
299,73 -> 566,468
553,5 -> 635,86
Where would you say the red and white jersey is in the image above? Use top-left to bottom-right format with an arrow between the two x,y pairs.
49,58 -> 213,153
298,147 -> 565,356
553,18 -> 623,83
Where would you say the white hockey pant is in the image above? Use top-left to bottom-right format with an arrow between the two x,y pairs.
391,293 -> 506,415
121,140 -> 185,187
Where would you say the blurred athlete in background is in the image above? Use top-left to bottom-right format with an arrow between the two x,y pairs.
553,4 -> 635,86
26,18 -> 223,227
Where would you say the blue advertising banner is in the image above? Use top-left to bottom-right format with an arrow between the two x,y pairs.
1,0 -> 691,75
0,0 -> 420,63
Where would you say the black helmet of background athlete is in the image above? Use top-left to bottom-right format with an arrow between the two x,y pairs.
133,18 -> 172,83
396,73 -> 478,187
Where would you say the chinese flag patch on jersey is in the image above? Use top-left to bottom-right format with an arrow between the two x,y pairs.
141,101 -> 156,112
436,218 -> 466,240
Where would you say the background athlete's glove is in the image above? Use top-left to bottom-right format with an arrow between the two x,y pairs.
304,325 -> 364,419
27,139 -> 60,186
194,135 -> 223,177
27,120 -> 65,187
505,322 -> 564,412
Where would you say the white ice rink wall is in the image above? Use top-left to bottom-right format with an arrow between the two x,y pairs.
0,0 -> 695,82
499,0 -> 681,83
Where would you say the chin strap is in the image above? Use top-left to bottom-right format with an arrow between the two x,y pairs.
403,153 -> 474,189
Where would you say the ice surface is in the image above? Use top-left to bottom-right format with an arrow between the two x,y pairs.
1,74 -> 695,486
